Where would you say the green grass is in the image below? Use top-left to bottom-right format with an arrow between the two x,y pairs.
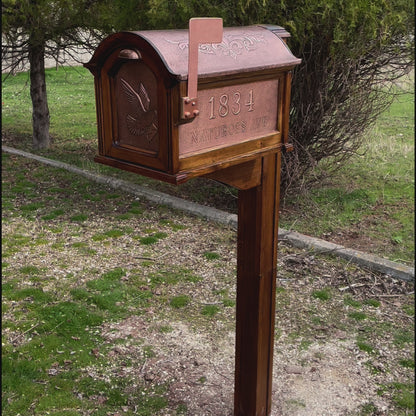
222,298 -> 236,307
348,311 -> 368,321
2,66 -> 413,265
393,329 -> 414,347
2,258 -> 163,415
280,79 -> 414,264
148,268 -> 201,287
393,388 -> 414,410
103,229 -> 125,238
311,288 -> 331,301
355,402 -> 379,416
399,358 -> 415,369
203,251 -> 221,260
170,295 -> 190,308
357,341 -> 375,354
1,152 -> 414,415
19,265 -> 43,275
1,156 -> 183,415
201,304 -> 220,317
2,66 -> 97,143
176,403 -> 188,414
378,382 -> 415,411
343,295 -> 362,308
364,299 -> 381,308
41,208 -> 65,220
159,219 -> 186,231
139,232 -> 168,245
281,85 -> 414,264
2,296 -> 107,415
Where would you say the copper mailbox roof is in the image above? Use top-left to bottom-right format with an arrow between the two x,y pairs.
86,25 -> 301,80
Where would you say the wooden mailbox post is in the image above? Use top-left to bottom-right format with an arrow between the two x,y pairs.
85,18 -> 300,416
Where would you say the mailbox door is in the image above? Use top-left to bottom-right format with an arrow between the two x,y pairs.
95,47 -> 172,172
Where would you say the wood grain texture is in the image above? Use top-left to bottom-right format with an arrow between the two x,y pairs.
205,158 -> 262,190
234,153 -> 281,415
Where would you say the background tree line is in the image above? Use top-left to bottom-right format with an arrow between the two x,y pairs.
2,0 -> 414,190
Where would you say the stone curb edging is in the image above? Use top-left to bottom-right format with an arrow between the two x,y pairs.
3,145 -> 414,283
278,230 -> 414,282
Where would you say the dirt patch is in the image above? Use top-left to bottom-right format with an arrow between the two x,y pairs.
98,255 -> 413,415
99,305 -> 398,415
273,341 -> 387,416
2,153 -> 414,415
103,318 -> 235,415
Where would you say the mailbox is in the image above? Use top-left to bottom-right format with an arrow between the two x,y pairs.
84,19 -> 301,184
86,19 -> 301,415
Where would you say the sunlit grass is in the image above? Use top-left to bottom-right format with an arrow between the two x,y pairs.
2,66 -> 414,264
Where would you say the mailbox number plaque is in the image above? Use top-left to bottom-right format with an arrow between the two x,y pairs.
179,79 -> 279,157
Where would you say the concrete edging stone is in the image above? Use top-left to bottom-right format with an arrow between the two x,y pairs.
3,145 -> 414,283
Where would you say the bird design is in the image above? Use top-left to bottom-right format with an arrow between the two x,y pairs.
120,78 -> 158,144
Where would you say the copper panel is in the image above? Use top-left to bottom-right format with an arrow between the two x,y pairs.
114,61 -> 159,154
135,26 -> 301,80
178,79 -> 279,157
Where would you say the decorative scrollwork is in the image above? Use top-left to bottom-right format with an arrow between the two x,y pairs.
167,33 -> 266,60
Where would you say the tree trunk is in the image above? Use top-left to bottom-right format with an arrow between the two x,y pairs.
28,40 -> 50,149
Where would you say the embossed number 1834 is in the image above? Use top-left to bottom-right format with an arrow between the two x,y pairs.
208,89 -> 254,119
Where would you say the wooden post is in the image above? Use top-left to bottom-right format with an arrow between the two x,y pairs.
234,152 -> 281,416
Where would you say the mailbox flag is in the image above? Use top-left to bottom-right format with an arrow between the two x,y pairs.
187,18 -> 223,99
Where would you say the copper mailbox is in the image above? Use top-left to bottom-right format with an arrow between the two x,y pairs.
85,21 -> 301,184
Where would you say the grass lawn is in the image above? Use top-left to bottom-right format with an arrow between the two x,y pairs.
281,80 -> 414,265
2,152 -> 414,415
1,66 -> 414,265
